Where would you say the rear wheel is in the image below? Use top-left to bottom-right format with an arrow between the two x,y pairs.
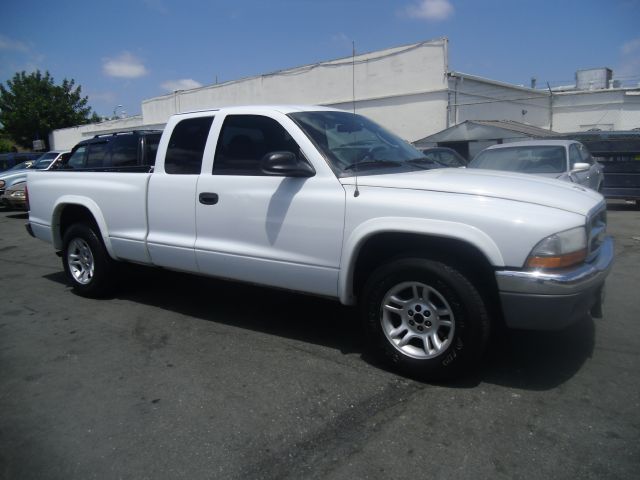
62,223 -> 116,297
361,257 -> 490,380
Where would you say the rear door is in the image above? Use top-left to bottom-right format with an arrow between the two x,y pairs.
147,115 -> 214,271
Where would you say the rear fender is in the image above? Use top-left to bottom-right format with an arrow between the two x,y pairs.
51,196 -> 116,258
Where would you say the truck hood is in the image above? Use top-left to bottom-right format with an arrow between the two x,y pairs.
339,168 -> 603,216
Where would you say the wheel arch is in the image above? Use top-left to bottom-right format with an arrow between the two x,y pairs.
339,218 -> 504,306
52,197 -> 116,259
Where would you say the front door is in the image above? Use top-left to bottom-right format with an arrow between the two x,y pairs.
194,113 -> 346,297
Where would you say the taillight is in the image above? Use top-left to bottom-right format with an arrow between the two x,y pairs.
25,184 -> 30,211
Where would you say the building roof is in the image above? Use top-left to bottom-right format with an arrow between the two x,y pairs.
413,120 -> 556,146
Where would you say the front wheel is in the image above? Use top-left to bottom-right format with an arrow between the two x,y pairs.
361,258 -> 490,380
62,223 -> 116,297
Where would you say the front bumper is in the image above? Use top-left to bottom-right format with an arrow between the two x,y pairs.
495,236 -> 614,330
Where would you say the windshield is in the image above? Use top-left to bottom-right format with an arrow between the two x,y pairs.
36,152 -> 59,161
288,111 -> 441,176
421,148 -> 466,167
33,158 -> 54,169
469,146 -> 566,174
7,160 -> 33,171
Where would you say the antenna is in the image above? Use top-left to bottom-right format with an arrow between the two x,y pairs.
352,40 -> 360,198
352,41 -> 356,114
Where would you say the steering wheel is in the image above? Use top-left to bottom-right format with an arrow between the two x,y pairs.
358,145 -> 387,162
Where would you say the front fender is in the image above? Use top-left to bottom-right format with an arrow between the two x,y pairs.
338,217 -> 504,305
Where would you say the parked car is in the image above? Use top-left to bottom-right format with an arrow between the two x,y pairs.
0,152 -> 41,172
1,181 -> 27,210
419,147 -> 467,167
468,140 -> 604,191
550,131 -> 640,207
61,130 -> 162,171
0,151 -> 69,196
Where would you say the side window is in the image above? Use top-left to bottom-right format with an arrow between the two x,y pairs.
439,151 -> 464,167
143,134 -> 161,166
67,145 -> 87,169
165,117 -> 214,174
111,135 -> 140,167
422,151 -> 437,162
213,115 -> 300,175
86,142 -> 109,168
569,144 -> 582,169
578,144 -> 594,165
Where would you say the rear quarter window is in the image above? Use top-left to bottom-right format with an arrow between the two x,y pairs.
67,146 -> 87,169
110,135 -> 140,167
86,142 -> 109,168
165,117 -> 214,174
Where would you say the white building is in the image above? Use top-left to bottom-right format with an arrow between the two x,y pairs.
50,38 -> 640,150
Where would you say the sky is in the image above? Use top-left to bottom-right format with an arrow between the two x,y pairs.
2,0 -> 639,118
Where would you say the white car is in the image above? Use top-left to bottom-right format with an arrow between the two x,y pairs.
0,150 -> 69,196
469,140 -> 604,191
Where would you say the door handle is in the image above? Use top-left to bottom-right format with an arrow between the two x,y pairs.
199,192 -> 219,205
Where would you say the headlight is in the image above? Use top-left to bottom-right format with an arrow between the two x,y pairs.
0,180 -> 5,188
526,226 -> 587,269
10,191 -> 25,198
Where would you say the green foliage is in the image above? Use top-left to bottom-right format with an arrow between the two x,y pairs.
0,70 -> 98,149
0,137 -> 14,153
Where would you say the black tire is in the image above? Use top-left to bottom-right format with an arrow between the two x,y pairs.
361,257 -> 490,380
62,223 -> 116,297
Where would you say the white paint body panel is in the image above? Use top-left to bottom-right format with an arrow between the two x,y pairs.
28,105 -> 605,305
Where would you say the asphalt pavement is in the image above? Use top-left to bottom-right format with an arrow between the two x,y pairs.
0,203 -> 639,480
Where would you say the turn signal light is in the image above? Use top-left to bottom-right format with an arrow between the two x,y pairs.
526,248 -> 587,269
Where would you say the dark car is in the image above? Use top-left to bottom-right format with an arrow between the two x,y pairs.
62,130 -> 162,171
419,147 -> 467,167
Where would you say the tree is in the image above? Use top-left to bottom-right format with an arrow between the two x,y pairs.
0,70 -> 99,150
0,137 -> 15,153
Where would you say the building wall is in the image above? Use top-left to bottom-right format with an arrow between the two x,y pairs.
620,94 -> 640,130
141,39 -> 449,141
49,38 -> 640,150
449,75 -> 551,129
551,89 -> 640,132
330,91 -> 449,141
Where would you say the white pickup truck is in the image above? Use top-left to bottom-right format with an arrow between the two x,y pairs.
27,106 -> 613,379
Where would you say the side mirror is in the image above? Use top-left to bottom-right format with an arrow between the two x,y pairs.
572,162 -> 590,172
261,151 -> 315,178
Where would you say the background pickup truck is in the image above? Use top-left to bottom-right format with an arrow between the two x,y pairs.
27,105 -> 614,379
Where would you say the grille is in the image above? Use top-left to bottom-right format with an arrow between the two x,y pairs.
586,203 -> 607,261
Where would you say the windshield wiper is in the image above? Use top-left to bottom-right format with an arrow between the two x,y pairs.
407,157 -> 447,168
342,160 -> 403,171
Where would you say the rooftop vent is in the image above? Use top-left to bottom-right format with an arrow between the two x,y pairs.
576,68 -> 613,90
